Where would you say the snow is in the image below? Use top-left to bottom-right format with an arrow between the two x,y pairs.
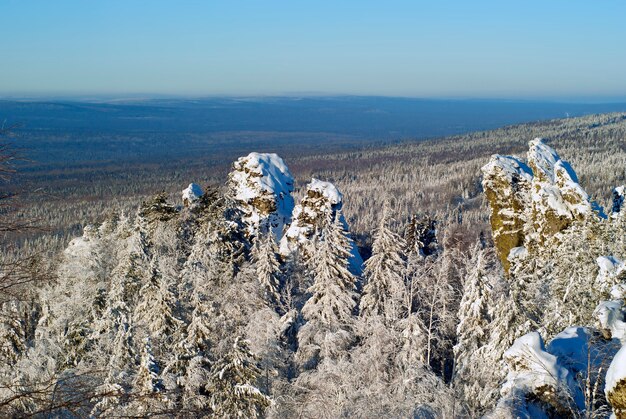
546,326 -> 620,376
279,178 -> 362,274
482,154 -> 533,183
308,178 -> 343,205
528,138 -> 560,182
611,284 -> 626,300
606,345 -> 626,397
594,300 -> 626,343
231,152 -> 294,202
508,246 -> 528,263
182,183 -> 203,204
502,331 -> 581,408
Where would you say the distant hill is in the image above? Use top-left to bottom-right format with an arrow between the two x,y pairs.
4,96 -> 626,169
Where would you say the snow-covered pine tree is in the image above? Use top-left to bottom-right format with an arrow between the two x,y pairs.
0,301 -> 27,367
452,242 -> 496,416
208,337 -> 272,418
297,212 -> 359,368
405,214 -> 437,257
133,258 -> 182,340
165,289 -> 214,411
301,212 -> 359,329
251,226 -> 282,304
360,206 -> 407,323
126,337 -> 168,415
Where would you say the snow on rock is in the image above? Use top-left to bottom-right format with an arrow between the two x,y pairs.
612,185 -> 626,216
279,178 -> 363,274
507,246 -> 528,264
482,138 -> 603,271
596,256 -> 626,295
481,155 -> 532,273
527,138 -> 560,183
228,152 -> 295,239
500,331 -> 582,413
182,183 -> 203,207
528,139 -> 600,244
606,345 -> 626,418
594,300 -> 626,343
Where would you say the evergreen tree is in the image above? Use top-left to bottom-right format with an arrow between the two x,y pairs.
297,213 -> 359,368
252,228 -> 282,304
133,259 -> 182,339
301,213 -> 359,329
0,302 -> 27,367
452,242 -> 495,416
360,207 -> 407,323
208,337 -> 272,418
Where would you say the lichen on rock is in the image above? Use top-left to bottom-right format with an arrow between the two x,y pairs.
481,155 -> 532,272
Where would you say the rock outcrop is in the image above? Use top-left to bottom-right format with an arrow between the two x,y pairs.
482,138 -> 602,273
607,346 -> 626,419
280,178 -> 363,274
481,155 -> 533,273
495,331 -> 582,416
228,152 -> 295,239
182,183 -> 203,207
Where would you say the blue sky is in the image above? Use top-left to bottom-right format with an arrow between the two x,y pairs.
1,0 -> 625,100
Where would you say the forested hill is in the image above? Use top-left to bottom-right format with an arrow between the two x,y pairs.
4,97 -> 626,168
2,112 -> 626,416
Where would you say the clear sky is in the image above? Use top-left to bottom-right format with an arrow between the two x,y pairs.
1,0 -> 626,100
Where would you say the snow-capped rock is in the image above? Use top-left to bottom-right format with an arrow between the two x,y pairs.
182,183 -> 203,207
228,152 -> 295,239
482,138 -> 603,272
500,331 -> 582,414
527,138 -> 560,183
481,155 -> 532,273
279,178 -> 363,274
606,345 -> 626,418
548,326 -> 619,377
528,139 -> 599,244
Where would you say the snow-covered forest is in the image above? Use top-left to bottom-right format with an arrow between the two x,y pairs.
3,114 -> 626,417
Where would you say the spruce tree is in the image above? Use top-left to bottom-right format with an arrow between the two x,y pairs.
301,212 -> 359,329
252,228 -> 282,304
208,337 -> 272,418
452,242 -> 495,416
360,207 -> 407,322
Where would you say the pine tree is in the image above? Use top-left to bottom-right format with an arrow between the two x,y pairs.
133,337 -> 165,396
252,229 -> 282,304
0,302 -> 27,367
301,212 -> 359,329
452,242 -> 495,416
360,207 -> 407,323
297,213 -> 359,368
133,259 -> 182,339
165,289 -> 214,410
208,337 -> 272,418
